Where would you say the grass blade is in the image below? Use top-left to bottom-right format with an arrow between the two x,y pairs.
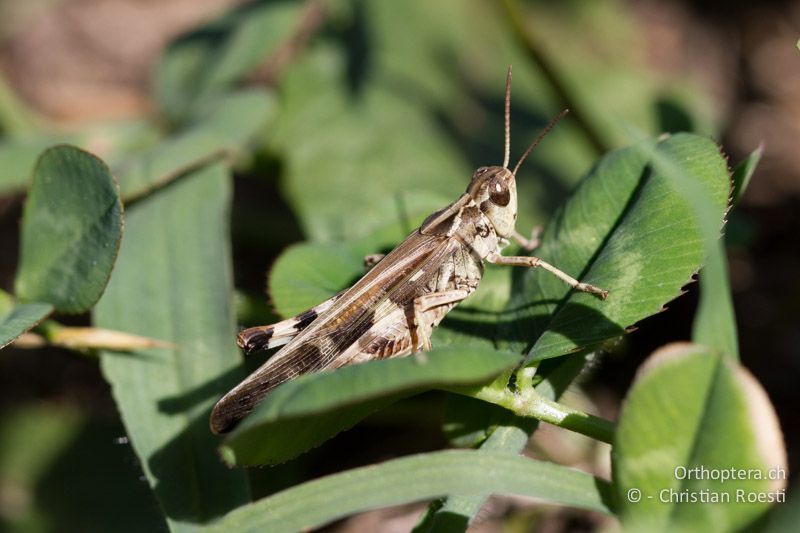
95,162 -> 250,528
208,450 -> 612,533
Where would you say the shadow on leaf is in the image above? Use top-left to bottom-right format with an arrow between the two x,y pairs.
442,300 -> 623,353
148,408 -> 247,523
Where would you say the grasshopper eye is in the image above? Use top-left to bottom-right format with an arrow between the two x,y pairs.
489,179 -> 510,206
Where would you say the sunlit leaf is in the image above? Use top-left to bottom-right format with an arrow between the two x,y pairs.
95,162 -> 250,527
155,0 -> 303,121
613,342 -> 787,531
208,450 -> 612,532
14,146 -> 123,314
116,90 -> 275,200
515,134 -> 730,362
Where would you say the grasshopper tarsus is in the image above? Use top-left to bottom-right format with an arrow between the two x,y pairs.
580,283 -> 609,300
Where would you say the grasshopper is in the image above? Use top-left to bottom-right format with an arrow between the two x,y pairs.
210,67 -> 607,434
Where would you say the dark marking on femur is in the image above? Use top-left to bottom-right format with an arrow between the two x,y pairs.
295,309 -> 318,330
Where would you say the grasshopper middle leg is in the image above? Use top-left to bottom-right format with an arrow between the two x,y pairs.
412,289 -> 471,351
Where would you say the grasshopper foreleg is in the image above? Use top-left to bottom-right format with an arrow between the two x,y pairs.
512,226 -> 542,251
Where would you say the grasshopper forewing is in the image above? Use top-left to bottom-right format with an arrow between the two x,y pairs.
210,67 -> 607,434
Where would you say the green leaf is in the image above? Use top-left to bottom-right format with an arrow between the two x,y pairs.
14,146 -> 123,314
270,44 -> 472,242
419,410 -> 533,532
731,145 -> 762,205
268,0 -> 720,243
515,133 -> 730,362
269,242 -> 363,318
0,120 -> 160,197
0,91 -> 272,201
0,300 -> 53,349
418,353 -> 592,530
692,237 -> 739,359
94,162 -> 250,527
442,394 -> 509,448
208,450 -> 612,532
269,133 -> 730,364
154,0 -> 303,121
632,134 -> 742,359
612,343 -> 787,532
221,347 -> 520,466
116,89 -> 275,200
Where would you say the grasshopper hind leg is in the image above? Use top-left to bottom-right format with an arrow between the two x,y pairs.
237,292 -> 342,354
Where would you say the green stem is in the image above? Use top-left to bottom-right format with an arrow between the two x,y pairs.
418,353 -> 594,531
447,376 -> 615,444
501,0 -> 609,156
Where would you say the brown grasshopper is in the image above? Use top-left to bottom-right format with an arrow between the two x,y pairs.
210,67 -> 607,434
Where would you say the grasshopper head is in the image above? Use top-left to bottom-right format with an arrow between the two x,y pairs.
467,166 -> 517,238
465,67 -> 567,241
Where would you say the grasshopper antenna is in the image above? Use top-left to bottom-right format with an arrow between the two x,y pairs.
502,66 -> 512,169
512,108 -> 570,177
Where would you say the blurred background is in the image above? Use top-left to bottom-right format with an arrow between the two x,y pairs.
0,0 -> 798,530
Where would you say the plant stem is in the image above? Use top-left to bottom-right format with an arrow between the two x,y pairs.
421,354 -> 593,530
448,378 -> 615,444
